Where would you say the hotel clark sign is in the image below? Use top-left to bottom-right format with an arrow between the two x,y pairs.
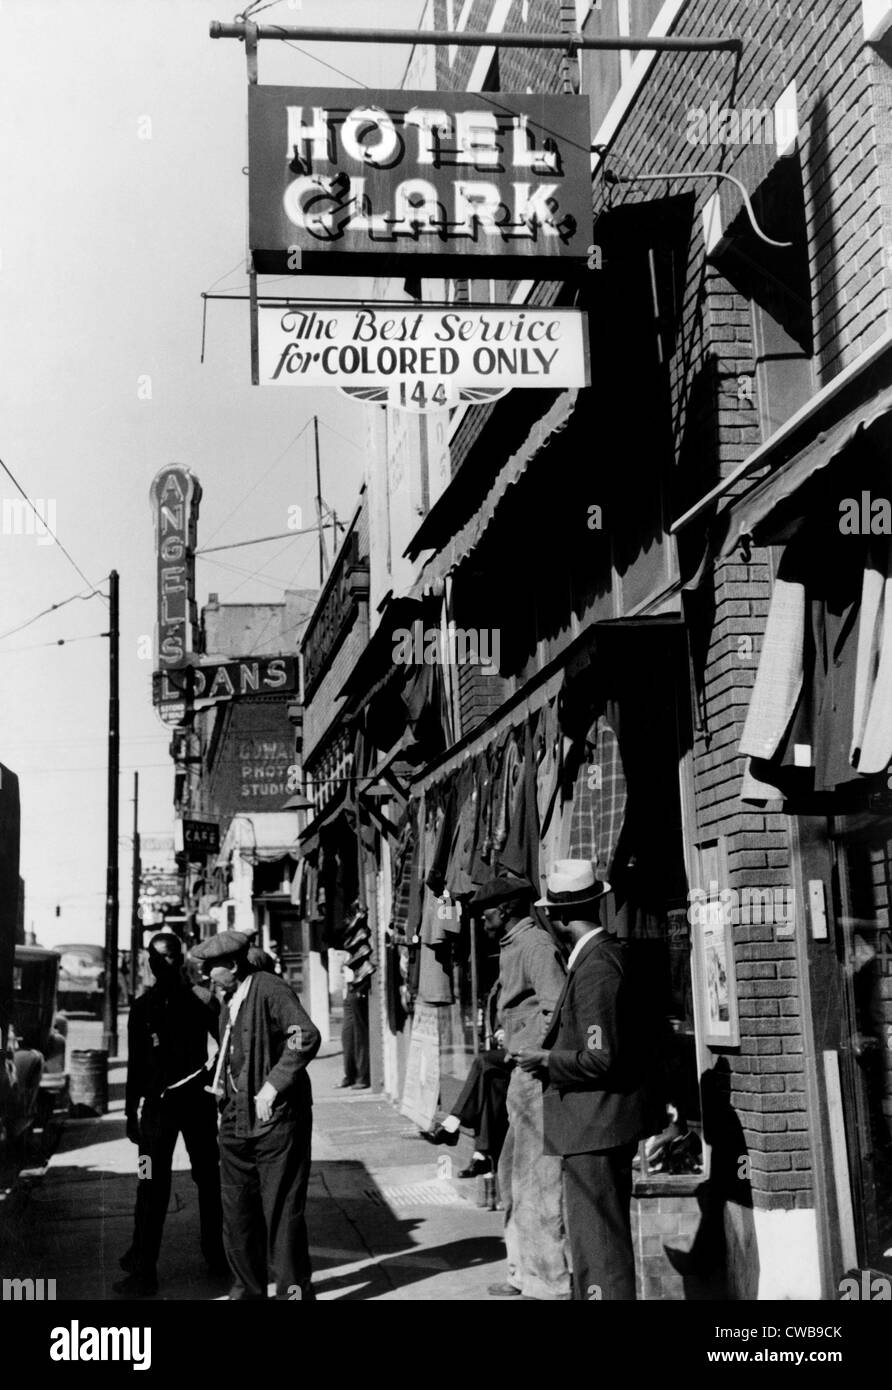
248,86 -> 591,276
258,303 -> 589,409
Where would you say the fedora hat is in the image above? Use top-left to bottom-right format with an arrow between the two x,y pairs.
534,860 -> 611,911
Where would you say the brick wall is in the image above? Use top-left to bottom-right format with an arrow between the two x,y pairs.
301,610 -> 368,766
582,0 -> 892,1222
429,0 -> 892,1228
302,502 -> 370,764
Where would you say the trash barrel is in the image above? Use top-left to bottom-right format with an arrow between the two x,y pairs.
68,1049 -> 108,1117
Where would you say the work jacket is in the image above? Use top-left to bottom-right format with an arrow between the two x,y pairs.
221,970 -> 321,1138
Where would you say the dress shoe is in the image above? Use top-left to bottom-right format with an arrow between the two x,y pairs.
421,1122 -> 459,1146
351,1081 -> 371,1090
487,1282 -> 522,1297
112,1273 -> 158,1298
333,1078 -> 355,1089
458,1155 -> 492,1179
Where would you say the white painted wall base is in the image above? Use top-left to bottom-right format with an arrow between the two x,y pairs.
307,950 -> 330,1046
725,1202 -> 823,1300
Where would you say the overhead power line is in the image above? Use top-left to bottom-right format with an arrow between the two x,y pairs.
0,585 -> 106,643
0,632 -> 108,655
0,451 -> 107,599
201,417 -> 316,547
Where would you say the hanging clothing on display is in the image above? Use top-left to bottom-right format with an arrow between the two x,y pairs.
384,939 -> 408,1034
418,791 -> 455,1005
471,745 -> 499,883
389,807 -> 418,946
499,716 -> 542,889
537,699 -> 565,887
445,759 -> 480,895
426,775 -> 458,899
740,523 -> 889,794
406,798 -> 426,944
567,707 -> 628,880
772,537 -> 863,791
420,792 -> 448,947
492,729 -> 523,856
852,535 -> 892,775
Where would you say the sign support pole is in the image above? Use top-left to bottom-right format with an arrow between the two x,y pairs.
129,771 -> 140,1004
102,569 -> 120,1058
249,263 -> 259,386
313,415 -> 327,585
210,21 -> 741,55
246,20 -> 260,385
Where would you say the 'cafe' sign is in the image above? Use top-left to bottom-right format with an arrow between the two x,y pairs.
249,86 -> 591,275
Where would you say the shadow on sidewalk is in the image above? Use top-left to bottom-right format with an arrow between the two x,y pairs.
3,1140 -> 502,1302
312,1235 -> 506,1300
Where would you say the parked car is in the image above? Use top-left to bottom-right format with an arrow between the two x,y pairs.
11,946 -> 68,1130
56,942 -> 105,1017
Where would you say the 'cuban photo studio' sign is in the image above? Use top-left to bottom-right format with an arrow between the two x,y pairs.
258,303 -> 589,410
248,86 -> 591,275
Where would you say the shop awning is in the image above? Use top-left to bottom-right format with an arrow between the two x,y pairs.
337,595 -> 423,708
409,388 -> 579,595
716,383 -> 892,557
296,782 -> 350,854
218,811 -> 302,866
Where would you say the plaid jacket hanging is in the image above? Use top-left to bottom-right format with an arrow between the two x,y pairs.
567,713 -> 627,879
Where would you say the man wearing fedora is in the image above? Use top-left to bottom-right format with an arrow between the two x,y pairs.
471,874 -> 572,1301
517,860 -> 650,1301
191,929 -> 321,1301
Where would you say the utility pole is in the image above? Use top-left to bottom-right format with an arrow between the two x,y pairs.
313,415 -> 327,586
102,570 -> 120,1057
129,771 -> 140,1004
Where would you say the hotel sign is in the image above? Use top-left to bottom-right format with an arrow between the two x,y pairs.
249,86 -> 591,275
258,304 -> 589,408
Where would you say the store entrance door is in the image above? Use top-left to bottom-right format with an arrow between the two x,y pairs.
800,807 -> 892,1288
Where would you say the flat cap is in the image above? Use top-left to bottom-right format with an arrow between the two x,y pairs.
190,930 -> 250,962
469,874 -> 535,909
247,945 -> 277,973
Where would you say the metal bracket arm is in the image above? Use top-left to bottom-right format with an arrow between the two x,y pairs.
210,21 -> 741,54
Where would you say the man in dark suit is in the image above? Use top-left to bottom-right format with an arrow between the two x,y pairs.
516,860 -> 650,1301
191,930 -> 321,1301
115,932 -> 226,1298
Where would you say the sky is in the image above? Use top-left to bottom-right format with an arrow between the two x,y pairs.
0,0 -> 427,948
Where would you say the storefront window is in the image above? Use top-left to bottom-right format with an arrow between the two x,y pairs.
835,824 -> 892,1273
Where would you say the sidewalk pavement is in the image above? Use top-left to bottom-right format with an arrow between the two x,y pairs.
0,1030 -> 507,1302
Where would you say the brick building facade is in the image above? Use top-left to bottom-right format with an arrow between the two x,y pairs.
288,0 -> 892,1299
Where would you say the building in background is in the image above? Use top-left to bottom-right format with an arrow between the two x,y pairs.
160,589 -> 318,1015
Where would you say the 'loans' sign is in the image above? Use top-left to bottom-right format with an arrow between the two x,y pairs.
259,304 -> 589,406
249,86 -> 591,275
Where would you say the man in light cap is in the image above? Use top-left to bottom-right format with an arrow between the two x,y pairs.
470,874 -> 571,1301
516,860 -> 650,1300
191,929 -> 321,1300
